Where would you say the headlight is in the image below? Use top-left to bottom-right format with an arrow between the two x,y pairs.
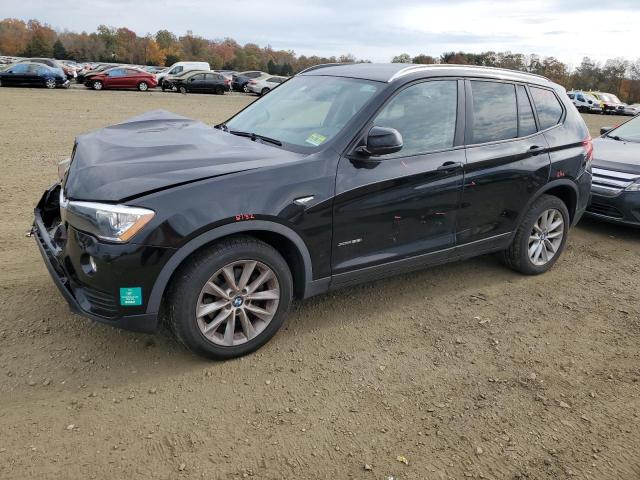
60,191 -> 155,242
626,180 -> 640,192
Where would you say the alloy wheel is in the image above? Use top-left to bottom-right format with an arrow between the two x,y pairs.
195,260 -> 280,346
139,82 -> 148,91
528,208 -> 564,266
45,78 -> 56,89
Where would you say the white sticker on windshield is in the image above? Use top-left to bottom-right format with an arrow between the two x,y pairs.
305,133 -> 327,146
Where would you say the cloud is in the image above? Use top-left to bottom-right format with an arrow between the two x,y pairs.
4,0 -> 640,64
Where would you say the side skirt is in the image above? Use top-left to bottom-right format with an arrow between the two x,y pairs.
323,232 -> 512,293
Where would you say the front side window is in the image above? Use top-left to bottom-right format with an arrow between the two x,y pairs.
373,80 -> 457,157
225,75 -> 380,151
517,85 -> 537,137
171,66 -> 183,74
530,87 -> 564,130
190,74 -> 204,81
470,81 -> 518,144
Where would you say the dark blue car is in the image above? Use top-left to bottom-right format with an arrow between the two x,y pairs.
0,62 -> 70,89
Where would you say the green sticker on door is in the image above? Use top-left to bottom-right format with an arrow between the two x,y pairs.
120,287 -> 142,306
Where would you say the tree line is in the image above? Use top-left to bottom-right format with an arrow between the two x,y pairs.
1,18 -> 639,102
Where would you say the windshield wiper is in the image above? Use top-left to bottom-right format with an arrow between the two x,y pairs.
214,122 -> 228,131
608,135 -> 627,142
229,130 -> 282,146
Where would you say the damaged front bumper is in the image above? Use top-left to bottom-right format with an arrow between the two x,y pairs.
32,183 -> 173,333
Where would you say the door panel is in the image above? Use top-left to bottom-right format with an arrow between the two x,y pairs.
332,79 -> 463,277
456,80 -> 551,244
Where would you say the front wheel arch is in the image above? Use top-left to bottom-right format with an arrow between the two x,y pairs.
147,221 -> 313,314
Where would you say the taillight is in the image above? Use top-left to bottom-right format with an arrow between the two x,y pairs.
582,136 -> 593,169
249,80 -> 257,85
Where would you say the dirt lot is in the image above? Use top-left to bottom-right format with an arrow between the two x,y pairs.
0,86 -> 638,480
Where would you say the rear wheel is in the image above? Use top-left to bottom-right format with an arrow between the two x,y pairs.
242,84 -> 250,93
260,87 -> 270,96
138,81 -> 149,91
501,194 -> 569,275
45,78 -> 56,89
215,85 -> 224,95
167,236 -> 293,359
92,80 -> 103,91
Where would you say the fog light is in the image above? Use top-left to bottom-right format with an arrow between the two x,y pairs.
81,254 -> 97,276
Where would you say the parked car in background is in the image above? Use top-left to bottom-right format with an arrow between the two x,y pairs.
245,75 -> 287,95
84,67 -> 157,91
172,71 -> 230,94
231,70 -> 268,92
78,63 -> 118,83
160,69 -> 210,91
588,91 -> 627,115
17,57 -> 66,79
567,90 -> 602,113
587,115 -> 640,226
622,104 -> 640,116
156,61 -> 210,85
0,62 -> 70,89
34,63 -> 592,359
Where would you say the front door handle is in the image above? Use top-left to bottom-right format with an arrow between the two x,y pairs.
437,161 -> 463,172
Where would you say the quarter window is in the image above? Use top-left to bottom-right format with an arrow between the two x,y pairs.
517,85 -> 537,137
373,80 -> 458,157
470,81 -> 517,144
530,87 -> 564,130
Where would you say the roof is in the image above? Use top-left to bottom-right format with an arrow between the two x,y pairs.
299,62 -> 553,86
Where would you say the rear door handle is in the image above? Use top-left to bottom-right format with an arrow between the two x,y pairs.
437,161 -> 463,172
529,145 -> 545,156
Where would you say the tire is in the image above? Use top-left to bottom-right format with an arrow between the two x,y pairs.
45,78 -> 56,89
501,194 -> 570,275
138,81 -> 148,92
0,78 -> 3,87
242,84 -> 250,93
215,85 -> 224,95
166,236 -> 293,360
161,83 -> 166,92
260,87 -> 270,96
179,85 -> 187,94
92,80 -> 103,91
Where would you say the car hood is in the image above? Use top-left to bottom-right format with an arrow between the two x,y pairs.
63,109 -> 303,202
592,136 -> 640,174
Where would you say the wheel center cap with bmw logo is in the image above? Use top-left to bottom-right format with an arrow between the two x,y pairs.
233,296 -> 244,308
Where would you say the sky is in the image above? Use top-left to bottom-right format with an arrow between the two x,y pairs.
5,0 -> 640,67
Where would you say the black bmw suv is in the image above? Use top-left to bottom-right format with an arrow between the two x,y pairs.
33,63 -> 592,359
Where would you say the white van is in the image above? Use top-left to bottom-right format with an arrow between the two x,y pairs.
156,61 -> 210,85
567,90 -> 602,114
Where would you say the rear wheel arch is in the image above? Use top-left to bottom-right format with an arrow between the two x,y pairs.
147,221 -> 313,314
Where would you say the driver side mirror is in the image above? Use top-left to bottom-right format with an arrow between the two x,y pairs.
356,126 -> 403,157
600,126 -> 613,135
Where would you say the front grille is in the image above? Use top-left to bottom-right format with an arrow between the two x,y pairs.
587,200 -> 624,219
77,287 -> 118,318
591,167 -> 639,197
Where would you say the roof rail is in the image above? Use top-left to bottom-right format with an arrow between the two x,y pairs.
388,64 -> 551,83
297,63 -> 351,75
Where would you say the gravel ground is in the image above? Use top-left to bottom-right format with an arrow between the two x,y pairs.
0,86 -> 638,480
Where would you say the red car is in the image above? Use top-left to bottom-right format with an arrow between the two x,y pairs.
84,67 -> 157,91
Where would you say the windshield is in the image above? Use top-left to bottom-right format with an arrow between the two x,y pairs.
599,93 -> 621,103
225,75 -> 381,151
608,115 -> 640,142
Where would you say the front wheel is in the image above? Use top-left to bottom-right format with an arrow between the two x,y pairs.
501,194 -> 569,275
166,236 -> 293,359
242,84 -> 250,93
138,81 -> 149,91
215,85 -> 224,95
179,85 -> 187,94
92,80 -> 103,90
260,87 -> 270,96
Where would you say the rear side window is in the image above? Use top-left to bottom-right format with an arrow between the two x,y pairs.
530,87 -> 564,130
374,80 -> 457,157
470,81 -> 517,144
517,85 -> 537,137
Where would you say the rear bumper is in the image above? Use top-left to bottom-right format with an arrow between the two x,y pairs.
33,184 -> 171,333
586,191 -> 640,227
